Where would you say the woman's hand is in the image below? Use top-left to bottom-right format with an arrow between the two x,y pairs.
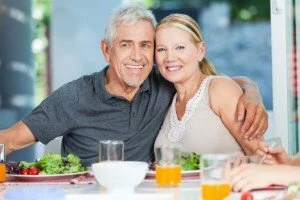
255,142 -> 291,165
228,164 -> 293,192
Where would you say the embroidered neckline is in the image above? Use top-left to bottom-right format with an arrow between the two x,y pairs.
167,76 -> 212,143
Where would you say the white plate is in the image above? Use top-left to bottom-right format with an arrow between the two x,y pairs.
65,194 -> 173,200
229,190 -> 284,200
146,170 -> 200,177
8,171 -> 89,182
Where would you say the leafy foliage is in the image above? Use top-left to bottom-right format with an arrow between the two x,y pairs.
35,153 -> 86,175
180,152 -> 201,171
18,153 -> 86,174
32,0 -> 51,104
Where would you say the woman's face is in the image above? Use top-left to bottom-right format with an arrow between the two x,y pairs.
155,26 -> 204,84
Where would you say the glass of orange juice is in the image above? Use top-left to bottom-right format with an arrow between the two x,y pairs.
155,145 -> 181,187
0,144 -> 6,182
200,154 -> 231,200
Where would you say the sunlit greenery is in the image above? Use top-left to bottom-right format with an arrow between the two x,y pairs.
137,0 -> 269,22
32,0 -> 51,104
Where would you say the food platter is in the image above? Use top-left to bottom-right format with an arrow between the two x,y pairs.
8,171 -> 89,182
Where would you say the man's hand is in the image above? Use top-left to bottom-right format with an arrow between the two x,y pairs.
236,91 -> 268,140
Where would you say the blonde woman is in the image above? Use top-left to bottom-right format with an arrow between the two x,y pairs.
154,14 -> 261,156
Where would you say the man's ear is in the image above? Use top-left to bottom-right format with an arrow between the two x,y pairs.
101,40 -> 111,62
197,42 -> 205,62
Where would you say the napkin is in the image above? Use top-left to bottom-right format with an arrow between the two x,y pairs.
4,186 -> 65,200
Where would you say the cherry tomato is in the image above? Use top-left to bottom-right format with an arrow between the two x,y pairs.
241,192 -> 254,200
20,168 -> 29,175
28,166 -> 40,175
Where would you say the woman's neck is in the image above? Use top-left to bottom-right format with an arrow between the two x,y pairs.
175,72 -> 206,102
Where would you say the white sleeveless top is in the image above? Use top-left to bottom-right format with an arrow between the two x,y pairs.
154,76 -> 244,154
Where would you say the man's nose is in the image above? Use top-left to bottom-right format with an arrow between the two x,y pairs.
130,46 -> 142,61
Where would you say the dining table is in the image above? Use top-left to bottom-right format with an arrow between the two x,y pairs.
0,173 -> 284,200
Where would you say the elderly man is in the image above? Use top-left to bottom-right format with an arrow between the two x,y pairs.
0,4 -> 267,166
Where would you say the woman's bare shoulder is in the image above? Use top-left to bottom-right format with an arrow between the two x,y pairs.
209,75 -> 243,95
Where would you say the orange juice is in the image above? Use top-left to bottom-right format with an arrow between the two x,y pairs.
0,163 -> 6,182
202,182 -> 231,200
155,165 -> 181,186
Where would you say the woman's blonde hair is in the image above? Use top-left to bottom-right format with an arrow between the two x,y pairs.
157,14 -> 217,75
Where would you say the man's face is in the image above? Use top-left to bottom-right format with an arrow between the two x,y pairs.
103,19 -> 155,88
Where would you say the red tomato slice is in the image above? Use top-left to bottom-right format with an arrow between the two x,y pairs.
241,192 -> 254,200
28,167 -> 40,175
20,168 -> 29,175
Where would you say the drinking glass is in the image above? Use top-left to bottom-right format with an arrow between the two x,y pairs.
200,154 -> 231,200
99,140 -> 124,162
258,137 -> 282,164
154,145 -> 181,187
0,144 -> 6,182
266,137 -> 282,148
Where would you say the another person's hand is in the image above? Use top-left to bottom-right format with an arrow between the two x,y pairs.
236,91 -> 268,140
256,142 -> 291,165
228,164 -> 292,192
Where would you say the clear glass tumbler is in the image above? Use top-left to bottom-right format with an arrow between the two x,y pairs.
99,140 -> 124,162
155,145 -> 182,187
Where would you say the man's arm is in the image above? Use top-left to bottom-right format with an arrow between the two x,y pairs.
0,121 -> 36,154
232,76 -> 268,140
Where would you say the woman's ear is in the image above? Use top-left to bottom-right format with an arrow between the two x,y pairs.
197,42 -> 205,62
101,40 -> 111,62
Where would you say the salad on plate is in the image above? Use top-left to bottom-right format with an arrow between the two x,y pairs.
5,153 -> 87,176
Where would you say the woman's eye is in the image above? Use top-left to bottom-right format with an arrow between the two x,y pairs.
156,48 -> 166,52
176,46 -> 185,50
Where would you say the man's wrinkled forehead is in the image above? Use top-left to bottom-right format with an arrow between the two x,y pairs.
113,20 -> 155,41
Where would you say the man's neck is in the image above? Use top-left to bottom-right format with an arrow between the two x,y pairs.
104,69 -> 140,102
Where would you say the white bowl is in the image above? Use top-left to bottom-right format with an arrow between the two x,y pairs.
92,161 -> 148,193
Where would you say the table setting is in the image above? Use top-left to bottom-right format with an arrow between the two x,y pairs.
0,141 -> 297,200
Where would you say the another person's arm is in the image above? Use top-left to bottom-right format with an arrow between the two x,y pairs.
256,141 -> 300,166
232,76 -> 268,140
209,76 -> 261,155
0,121 -> 36,154
228,164 -> 300,192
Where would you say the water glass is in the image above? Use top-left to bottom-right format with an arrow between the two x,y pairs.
200,154 -> 231,200
0,144 -> 6,182
155,145 -> 181,187
258,137 -> 282,164
266,137 -> 282,148
99,140 -> 124,162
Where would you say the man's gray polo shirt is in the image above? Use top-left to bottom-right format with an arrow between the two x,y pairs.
23,67 -> 175,166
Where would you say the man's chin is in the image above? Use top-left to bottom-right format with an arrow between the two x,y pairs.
123,79 -> 144,88
124,82 -> 142,88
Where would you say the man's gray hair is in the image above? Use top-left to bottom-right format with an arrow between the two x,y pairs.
104,3 -> 157,46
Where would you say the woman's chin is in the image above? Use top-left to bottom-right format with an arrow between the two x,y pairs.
165,77 -> 183,84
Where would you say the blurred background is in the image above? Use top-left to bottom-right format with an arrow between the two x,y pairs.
0,0 -> 298,161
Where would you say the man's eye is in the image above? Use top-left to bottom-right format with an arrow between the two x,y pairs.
121,43 -> 130,48
156,48 -> 166,52
176,46 -> 185,50
142,44 -> 151,48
